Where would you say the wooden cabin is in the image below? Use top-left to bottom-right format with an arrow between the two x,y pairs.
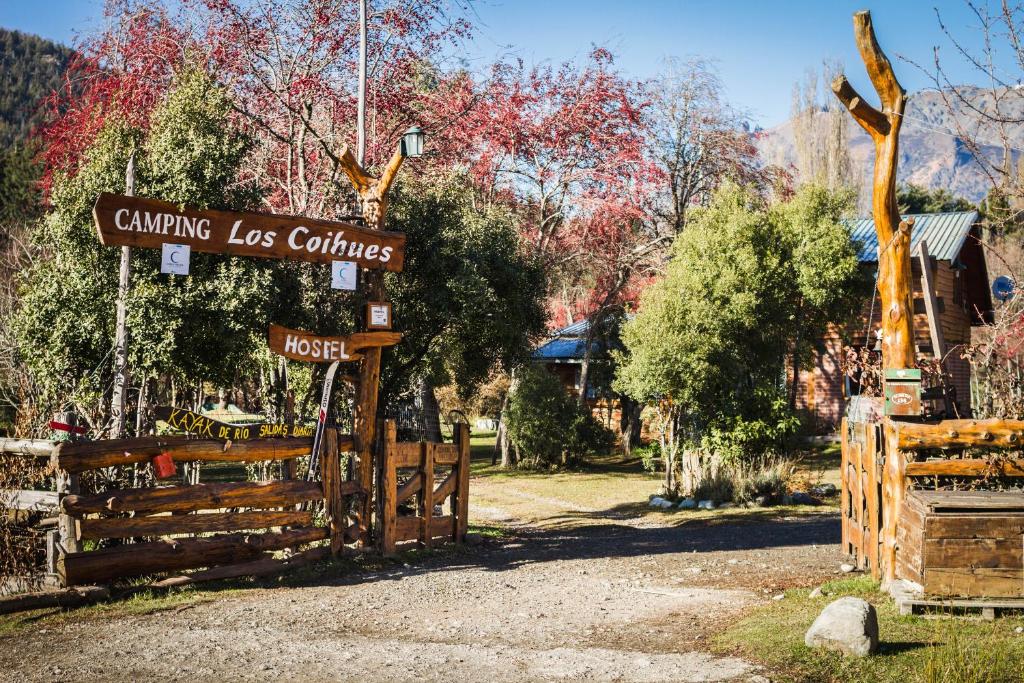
797,211 -> 993,433
532,320 -> 621,422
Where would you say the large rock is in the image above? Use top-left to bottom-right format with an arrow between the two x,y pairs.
804,597 -> 879,657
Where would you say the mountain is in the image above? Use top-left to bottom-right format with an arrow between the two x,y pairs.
757,86 -> 1024,204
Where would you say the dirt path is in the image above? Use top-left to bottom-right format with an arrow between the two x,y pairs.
0,477 -> 842,682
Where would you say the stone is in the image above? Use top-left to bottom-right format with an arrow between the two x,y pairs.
698,500 -> 715,510
809,586 -> 823,599
840,563 -> 856,573
718,502 -> 736,509
791,491 -> 816,505
772,594 -> 785,601
804,597 -> 879,657
811,483 -> 838,496
753,495 -> 769,507
649,497 -> 667,508
677,498 -> 697,509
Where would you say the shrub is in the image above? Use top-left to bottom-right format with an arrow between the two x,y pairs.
691,468 -> 734,504
505,365 -> 614,468
634,441 -> 661,473
729,457 -> 794,505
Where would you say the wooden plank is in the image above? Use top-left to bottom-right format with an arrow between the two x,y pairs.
61,479 -> 329,516
380,421 -> 398,556
924,538 -> 1023,569
432,471 -> 457,503
396,473 -> 422,504
906,459 -> 1024,478
268,326 -> 401,363
78,510 -> 313,540
893,418 -> 1024,450
841,418 -> 849,552
434,444 -> 459,466
918,240 -> 947,362
455,423 -> 470,542
0,489 -> 59,511
393,442 -> 423,468
395,515 -> 419,542
59,526 -> 327,585
430,515 -> 454,538
154,407 -> 314,440
924,567 -> 1024,598
420,442 -> 435,548
927,515 -> 1024,539
910,490 -> 1024,511
93,192 -> 406,271
53,435 -> 350,474
150,546 -> 330,589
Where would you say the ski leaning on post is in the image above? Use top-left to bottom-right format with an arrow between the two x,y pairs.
307,360 -> 341,481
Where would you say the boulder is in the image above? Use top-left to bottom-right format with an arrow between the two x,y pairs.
677,498 -> 697,509
811,483 -> 838,496
791,491 -> 817,505
697,500 -> 716,510
804,597 -> 879,657
718,502 -> 736,509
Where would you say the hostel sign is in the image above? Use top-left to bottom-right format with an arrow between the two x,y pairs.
268,324 -> 402,363
93,193 -> 406,272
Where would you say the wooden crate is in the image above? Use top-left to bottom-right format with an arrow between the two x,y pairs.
897,490 -> 1024,598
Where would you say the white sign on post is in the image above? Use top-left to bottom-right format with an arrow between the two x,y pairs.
161,243 -> 190,275
331,260 -> 357,290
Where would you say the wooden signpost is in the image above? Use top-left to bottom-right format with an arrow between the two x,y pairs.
267,325 -> 401,363
93,193 -> 406,272
154,406 -> 314,440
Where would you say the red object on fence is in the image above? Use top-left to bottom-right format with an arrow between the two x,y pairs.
152,452 -> 177,479
49,420 -> 87,435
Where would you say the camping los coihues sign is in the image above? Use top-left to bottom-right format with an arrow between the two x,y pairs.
93,193 -> 406,272
268,324 -> 402,363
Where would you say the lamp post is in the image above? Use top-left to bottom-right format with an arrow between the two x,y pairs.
337,129 -> 425,546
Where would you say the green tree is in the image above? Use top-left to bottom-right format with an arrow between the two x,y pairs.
614,183 -> 864,492
897,183 -> 974,214
379,177 -> 548,434
14,68 -> 275,429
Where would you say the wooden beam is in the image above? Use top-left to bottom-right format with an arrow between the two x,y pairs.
61,479 -> 332,516
0,438 -> 55,458
455,423 -> 470,542
918,240 -> 946,362
53,436 -> 340,474
892,418 -> 1024,450
396,472 -> 422,504
59,526 -> 327,585
149,546 -> 330,589
432,471 -> 456,502
380,421 -> 398,556
906,459 -> 1024,477
77,510 -> 313,541
0,586 -> 109,616
0,489 -> 59,511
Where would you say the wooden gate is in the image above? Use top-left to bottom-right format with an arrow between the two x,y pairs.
51,431 -> 362,587
380,420 -> 470,555
840,417 -> 883,578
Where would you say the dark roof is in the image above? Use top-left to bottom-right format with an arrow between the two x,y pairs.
846,211 -> 979,263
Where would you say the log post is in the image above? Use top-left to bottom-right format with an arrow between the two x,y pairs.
320,428 -> 345,555
454,422 -> 470,543
881,419 -> 908,583
832,10 -> 914,371
380,420 -> 398,555
419,442 -> 435,548
337,145 -> 407,547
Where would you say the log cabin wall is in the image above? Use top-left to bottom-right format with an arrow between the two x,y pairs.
797,219 -> 992,433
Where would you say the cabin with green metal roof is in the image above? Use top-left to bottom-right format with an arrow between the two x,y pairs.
796,210 -> 993,432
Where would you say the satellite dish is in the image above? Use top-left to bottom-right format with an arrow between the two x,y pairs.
993,275 -> 1015,302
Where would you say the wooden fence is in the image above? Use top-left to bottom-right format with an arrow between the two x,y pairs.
51,431 -> 361,587
840,418 -> 882,578
379,420 -> 470,555
842,416 -> 1024,598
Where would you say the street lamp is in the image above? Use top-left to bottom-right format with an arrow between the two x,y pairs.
400,126 -> 425,158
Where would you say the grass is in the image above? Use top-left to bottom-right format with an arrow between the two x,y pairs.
716,575 -> 1024,683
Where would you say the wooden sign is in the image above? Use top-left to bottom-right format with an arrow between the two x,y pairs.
93,193 -> 406,272
268,325 -> 402,363
154,407 -> 315,440
366,301 -> 392,330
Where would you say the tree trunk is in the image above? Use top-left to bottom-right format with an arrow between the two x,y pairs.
577,322 -> 596,407
619,395 -> 642,456
497,373 -> 518,468
417,376 -> 443,442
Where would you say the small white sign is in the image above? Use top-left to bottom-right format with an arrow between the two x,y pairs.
161,243 -> 190,275
369,303 -> 390,328
331,260 -> 357,290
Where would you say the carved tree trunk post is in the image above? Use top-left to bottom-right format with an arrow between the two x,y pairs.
110,153 -> 136,439
832,10 -> 915,584
338,145 -> 407,546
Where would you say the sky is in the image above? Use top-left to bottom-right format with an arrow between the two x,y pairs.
1,0 -> 1017,128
